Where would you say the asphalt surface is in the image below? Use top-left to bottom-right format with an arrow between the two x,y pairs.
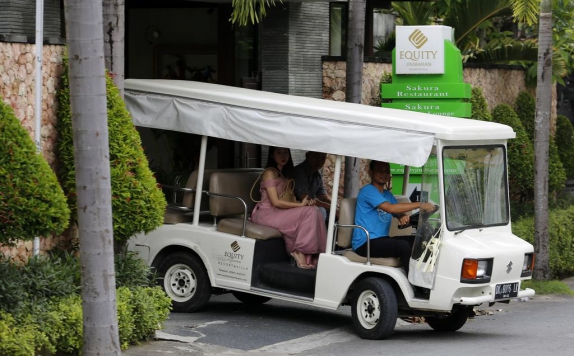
122,277 -> 574,355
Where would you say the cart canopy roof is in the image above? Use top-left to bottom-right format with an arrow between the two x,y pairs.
124,79 -> 515,167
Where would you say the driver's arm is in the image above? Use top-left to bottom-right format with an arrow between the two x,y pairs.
377,201 -> 435,215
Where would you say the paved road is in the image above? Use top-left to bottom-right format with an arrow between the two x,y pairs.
123,285 -> 574,356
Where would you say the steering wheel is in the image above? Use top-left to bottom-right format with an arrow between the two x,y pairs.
398,204 -> 439,229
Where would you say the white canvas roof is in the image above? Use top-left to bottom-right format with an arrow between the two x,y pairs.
124,79 -> 515,167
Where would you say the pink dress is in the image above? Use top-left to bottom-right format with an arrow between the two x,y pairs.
251,177 -> 327,257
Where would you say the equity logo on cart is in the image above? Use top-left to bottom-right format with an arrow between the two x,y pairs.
224,241 -> 244,260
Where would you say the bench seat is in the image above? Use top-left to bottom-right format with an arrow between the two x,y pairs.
209,170 -> 283,240
217,218 -> 282,240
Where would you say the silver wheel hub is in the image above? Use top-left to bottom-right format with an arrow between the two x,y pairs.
357,290 -> 380,330
164,263 -> 197,302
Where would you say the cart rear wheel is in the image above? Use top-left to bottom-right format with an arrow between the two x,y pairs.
351,277 -> 398,340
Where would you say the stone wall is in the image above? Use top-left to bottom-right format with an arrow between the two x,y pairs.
0,42 -> 67,260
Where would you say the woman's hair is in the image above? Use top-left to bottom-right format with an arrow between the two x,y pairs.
265,146 -> 294,171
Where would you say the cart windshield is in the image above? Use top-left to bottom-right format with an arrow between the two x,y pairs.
443,146 -> 509,231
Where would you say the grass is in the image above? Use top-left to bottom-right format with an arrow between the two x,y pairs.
522,279 -> 574,296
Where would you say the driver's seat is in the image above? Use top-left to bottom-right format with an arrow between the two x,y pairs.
336,198 -> 401,267
389,195 -> 413,237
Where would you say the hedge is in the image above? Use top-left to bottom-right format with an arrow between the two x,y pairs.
0,252 -> 172,355
57,61 -> 166,248
468,86 -> 492,122
513,206 -> 574,278
0,287 -> 171,355
513,91 -> 566,194
0,98 -> 70,244
555,115 -> 574,179
491,104 -> 534,201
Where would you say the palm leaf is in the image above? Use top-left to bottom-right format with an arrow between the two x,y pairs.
470,40 -> 568,84
392,1 -> 436,25
231,0 -> 281,26
471,40 -> 538,63
510,0 -> 540,26
443,0 -> 513,50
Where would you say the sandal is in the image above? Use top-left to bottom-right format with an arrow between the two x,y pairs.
290,251 -> 312,269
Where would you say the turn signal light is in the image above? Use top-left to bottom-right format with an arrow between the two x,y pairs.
521,253 -> 535,277
461,258 -> 492,284
462,259 -> 478,279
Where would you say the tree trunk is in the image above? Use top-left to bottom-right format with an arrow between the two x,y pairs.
344,0 -> 366,198
103,0 -> 125,97
64,0 -> 121,354
533,0 -> 552,281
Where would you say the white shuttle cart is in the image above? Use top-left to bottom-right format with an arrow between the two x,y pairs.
124,79 -> 535,340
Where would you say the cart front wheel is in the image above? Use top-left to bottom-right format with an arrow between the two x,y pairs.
351,277 -> 398,340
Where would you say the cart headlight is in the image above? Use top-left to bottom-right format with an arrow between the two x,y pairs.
461,258 -> 492,284
521,253 -> 534,277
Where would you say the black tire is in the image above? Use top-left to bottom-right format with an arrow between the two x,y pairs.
426,305 -> 471,332
351,277 -> 398,340
232,291 -> 272,305
155,252 -> 211,312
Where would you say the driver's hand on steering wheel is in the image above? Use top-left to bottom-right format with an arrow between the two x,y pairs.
420,202 -> 436,212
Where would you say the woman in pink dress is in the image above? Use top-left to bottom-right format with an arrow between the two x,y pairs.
251,147 -> 327,269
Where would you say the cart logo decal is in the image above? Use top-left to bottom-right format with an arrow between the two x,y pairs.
231,241 -> 240,252
506,261 -> 513,274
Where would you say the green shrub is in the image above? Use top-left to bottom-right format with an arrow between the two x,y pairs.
0,311 -> 46,356
129,287 -> 172,343
115,251 -> 157,288
468,86 -> 492,121
42,295 -> 83,354
0,254 -> 80,314
491,104 -> 534,201
0,97 -> 70,244
513,206 -> 574,278
514,91 -> 536,140
555,115 -> 574,179
117,287 -> 136,349
0,254 -> 171,355
57,61 -> 166,249
513,91 -> 567,194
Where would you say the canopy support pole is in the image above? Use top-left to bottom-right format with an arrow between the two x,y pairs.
326,155 -> 342,252
192,135 -> 208,226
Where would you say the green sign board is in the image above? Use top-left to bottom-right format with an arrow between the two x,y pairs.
381,83 -> 471,99
381,38 -> 471,118
382,101 -> 471,117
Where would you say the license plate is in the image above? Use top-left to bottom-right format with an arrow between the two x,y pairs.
494,282 -> 519,300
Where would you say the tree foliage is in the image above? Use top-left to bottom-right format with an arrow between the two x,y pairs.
0,98 -> 70,244
57,61 -> 166,249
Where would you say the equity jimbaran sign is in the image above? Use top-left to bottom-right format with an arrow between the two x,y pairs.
381,25 -> 471,118
395,26 -> 454,75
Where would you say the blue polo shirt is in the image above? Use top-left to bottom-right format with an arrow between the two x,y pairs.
352,184 -> 397,250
